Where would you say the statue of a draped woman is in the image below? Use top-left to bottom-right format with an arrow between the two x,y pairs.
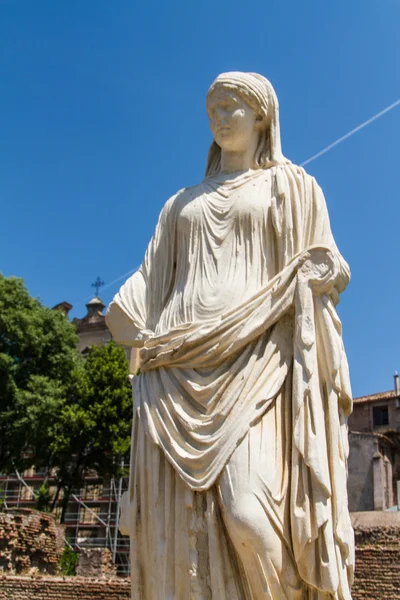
106,72 -> 354,599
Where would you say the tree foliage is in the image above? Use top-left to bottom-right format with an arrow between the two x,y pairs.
0,274 -> 80,471
59,546 -> 79,576
49,342 -> 132,520
0,274 -> 132,520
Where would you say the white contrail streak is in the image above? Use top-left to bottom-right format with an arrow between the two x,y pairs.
301,98 -> 400,167
102,267 -> 139,291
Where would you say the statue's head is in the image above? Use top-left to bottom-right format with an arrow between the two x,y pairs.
205,72 -> 287,176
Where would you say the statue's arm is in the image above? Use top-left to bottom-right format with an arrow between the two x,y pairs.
272,166 -> 350,300
106,193 -> 179,346
307,175 -> 350,299
106,269 -> 150,347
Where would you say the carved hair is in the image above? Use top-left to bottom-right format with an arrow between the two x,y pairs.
205,72 -> 289,177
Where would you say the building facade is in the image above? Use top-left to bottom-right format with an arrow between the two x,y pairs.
348,378 -> 400,512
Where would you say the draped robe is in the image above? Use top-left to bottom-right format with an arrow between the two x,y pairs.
106,164 -> 355,599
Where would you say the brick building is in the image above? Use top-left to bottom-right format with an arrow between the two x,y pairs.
348,376 -> 400,512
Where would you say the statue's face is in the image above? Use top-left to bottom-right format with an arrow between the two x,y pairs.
207,87 -> 259,153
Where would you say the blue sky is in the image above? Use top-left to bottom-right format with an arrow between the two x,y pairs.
1,0 -> 399,397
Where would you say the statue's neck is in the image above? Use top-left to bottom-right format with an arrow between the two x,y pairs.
220,136 -> 259,174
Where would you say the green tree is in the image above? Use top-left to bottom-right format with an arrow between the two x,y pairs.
0,274 -> 81,473
0,274 -> 132,521
49,342 -> 132,521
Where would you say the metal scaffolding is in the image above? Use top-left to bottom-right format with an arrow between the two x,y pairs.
0,470 -> 130,576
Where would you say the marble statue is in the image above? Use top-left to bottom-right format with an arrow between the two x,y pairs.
106,71 -> 355,599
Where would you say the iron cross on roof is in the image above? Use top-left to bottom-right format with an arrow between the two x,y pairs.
91,276 -> 105,297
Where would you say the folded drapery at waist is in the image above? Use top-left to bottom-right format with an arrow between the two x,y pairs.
130,245 -> 344,492
139,245 -> 338,371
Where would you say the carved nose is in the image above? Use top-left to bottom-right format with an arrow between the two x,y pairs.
216,114 -> 228,125
216,108 -> 228,119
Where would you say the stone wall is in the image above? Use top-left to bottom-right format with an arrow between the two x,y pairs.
351,512 -> 400,599
76,548 -> 116,578
352,525 -> 400,599
0,509 -> 399,598
0,509 -> 63,575
0,576 -> 130,600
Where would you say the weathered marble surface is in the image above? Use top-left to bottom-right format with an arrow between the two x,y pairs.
107,72 -> 354,599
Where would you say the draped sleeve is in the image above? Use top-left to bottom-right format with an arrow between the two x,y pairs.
272,164 -> 350,296
271,164 -> 354,596
105,192 -> 180,347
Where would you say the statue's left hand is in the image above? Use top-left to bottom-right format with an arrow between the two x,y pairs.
298,248 -> 340,296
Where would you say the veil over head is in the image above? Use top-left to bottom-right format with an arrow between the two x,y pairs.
205,71 -> 289,176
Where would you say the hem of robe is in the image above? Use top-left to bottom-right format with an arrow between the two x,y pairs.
123,407 -> 351,600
